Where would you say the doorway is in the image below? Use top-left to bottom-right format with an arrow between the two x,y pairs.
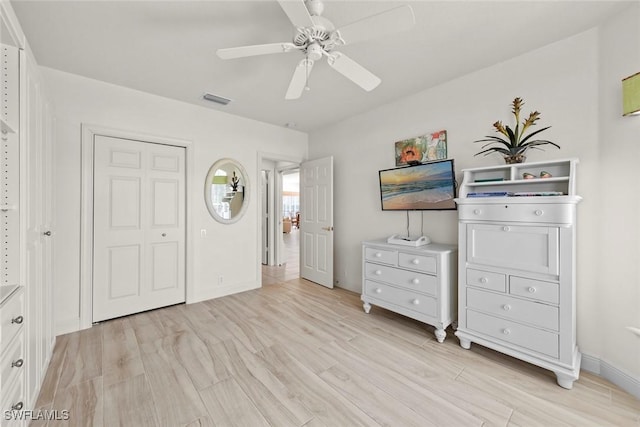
258,154 -> 301,285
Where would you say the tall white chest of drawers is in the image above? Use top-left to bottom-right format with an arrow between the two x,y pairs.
455,159 -> 581,389
361,240 -> 457,343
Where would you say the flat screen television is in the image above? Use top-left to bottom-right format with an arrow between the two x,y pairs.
379,159 -> 457,211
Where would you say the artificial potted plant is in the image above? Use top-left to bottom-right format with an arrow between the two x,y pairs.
474,97 -> 560,163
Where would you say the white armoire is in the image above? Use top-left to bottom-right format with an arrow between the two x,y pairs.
1,1 -> 55,421
455,159 -> 581,389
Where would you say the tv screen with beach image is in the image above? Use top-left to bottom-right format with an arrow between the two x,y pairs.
379,160 -> 457,210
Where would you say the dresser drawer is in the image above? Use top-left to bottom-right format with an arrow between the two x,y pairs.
466,268 -> 506,292
364,263 -> 437,296
510,276 -> 559,304
364,247 -> 397,265
398,252 -> 436,274
467,310 -> 559,358
467,288 -> 558,331
1,290 -> 24,352
0,330 -> 24,388
458,203 -> 572,224
364,280 -> 437,317
1,361 -> 25,421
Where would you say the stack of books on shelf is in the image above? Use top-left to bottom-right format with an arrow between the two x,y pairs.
468,191 -> 513,197
467,191 -> 564,198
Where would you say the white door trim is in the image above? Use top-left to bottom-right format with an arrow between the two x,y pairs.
80,123 -> 194,330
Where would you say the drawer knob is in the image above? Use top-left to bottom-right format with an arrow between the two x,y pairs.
528,287 -> 537,293
375,288 -> 382,294
375,252 -> 382,258
11,402 -> 23,411
411,259 -> 420,265
412,299 -> 420,305
11,358 -> 24,368
535,209 -> 544,216
502,304 -> 511,311
502,226 -> 511,232
374,270 -> 382,276
11,315 -> 24,324
412,278 -> 420,285
480,277 -> 488,284
473,209 -> 481,215
502,328 -> 511,335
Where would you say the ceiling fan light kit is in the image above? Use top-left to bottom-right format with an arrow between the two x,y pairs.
216,0 -> 415,100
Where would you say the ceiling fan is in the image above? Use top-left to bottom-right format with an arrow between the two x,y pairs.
216,0 -> 415,100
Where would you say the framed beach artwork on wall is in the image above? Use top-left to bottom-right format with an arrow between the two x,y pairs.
395,130 -> 448,166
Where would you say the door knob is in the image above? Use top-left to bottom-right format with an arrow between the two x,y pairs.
321,226 -> 334,231
43,231 -> 52,236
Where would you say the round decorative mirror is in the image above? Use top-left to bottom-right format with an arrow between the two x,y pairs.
204,158 -> 249,224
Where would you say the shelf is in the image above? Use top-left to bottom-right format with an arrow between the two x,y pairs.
468,176 -> 569,187
0,205 -> 17,211
458,159 -> 578,198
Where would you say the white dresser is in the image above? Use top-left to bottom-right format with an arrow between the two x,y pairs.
455,159 -> 581,389
361,240 -> 457,343
1,286 -> 26,424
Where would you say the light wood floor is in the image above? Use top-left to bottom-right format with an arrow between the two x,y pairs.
34,272 -> 639,425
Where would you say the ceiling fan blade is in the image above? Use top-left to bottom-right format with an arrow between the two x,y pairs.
336,5 -> 415,45
327,52 -> 381,92
278,0 -> 314,28
217,42 -> 297,59
286,58 -> 314,100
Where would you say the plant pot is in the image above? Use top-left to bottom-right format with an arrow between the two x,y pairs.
504,154 -> 526,164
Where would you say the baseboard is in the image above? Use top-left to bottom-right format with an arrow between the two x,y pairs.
581,353 -> 640,399
55,317 -> 81,336
191,281 -> 260,304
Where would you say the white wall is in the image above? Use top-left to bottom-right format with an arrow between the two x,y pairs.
596,3 -> 640,386
309,21 -> 639,384
44,67 -> 308,334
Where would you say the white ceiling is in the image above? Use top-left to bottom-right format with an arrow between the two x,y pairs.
10,0 -> 632,132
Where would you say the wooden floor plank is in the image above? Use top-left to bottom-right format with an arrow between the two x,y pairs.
103,374 -> 159,427
102,318 -> 145,387
205,339 -> 312,427
56,326 -> 103,390
256,344 -> 378,427
199,377 -> 271,427
140,334 -> 209,426
34,334 -> 69,408
51,376 -> 103,427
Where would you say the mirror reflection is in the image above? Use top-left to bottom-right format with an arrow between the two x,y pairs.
205,158 -> 249,224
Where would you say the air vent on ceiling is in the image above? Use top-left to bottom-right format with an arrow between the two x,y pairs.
203,92 -> 232,105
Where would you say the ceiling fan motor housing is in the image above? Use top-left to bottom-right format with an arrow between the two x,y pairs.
293,14 -> 340,56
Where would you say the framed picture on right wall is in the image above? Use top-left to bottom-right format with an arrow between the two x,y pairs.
395,130 -> 447,166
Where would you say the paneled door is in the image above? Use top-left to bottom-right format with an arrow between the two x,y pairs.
300,156 -> 333,288
22,47 -> 54,404
93,135 -> 186,322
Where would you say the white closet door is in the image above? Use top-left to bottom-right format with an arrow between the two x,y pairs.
92,135 -> 185,322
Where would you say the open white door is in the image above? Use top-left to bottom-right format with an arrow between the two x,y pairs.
300,156 -> 334,288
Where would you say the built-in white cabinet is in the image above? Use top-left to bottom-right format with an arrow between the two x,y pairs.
1,2 -> 55,422
455,159 -> 581,389
361,240 -> 457,343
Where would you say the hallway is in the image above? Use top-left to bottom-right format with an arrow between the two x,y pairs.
262,228 -> 299,285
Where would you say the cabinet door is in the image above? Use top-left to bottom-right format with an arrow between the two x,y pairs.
467,224 -> 559,275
